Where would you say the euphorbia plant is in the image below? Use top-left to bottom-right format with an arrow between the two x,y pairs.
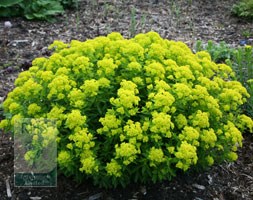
1,32 -> 253,188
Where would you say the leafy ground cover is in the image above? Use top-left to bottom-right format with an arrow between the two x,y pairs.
0,0 -> 253,199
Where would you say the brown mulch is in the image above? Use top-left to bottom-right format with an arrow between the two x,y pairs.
0,0 -> 253,199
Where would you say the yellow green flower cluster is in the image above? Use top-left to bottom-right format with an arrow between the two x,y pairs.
148,147 -> 166,167
110,80 -> 140,116
175,141 -> 198,171
0,31 -> 253,187
115,142 -> 139,165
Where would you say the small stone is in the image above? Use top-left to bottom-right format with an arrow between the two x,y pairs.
140,186 -> 147,195
30,197 -> 42,200
192,183 -> 206,190
208,175 -> 213,185
194,197 -> 204,200
4,21 -> 12,28
88,193 -> 103,200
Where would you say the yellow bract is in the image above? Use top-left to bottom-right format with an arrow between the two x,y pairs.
148,147 -> 165,167
175,141 -> 198,171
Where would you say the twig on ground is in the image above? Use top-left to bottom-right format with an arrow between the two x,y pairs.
6,177 -> 12,198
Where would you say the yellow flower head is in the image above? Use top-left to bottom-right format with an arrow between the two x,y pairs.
65,110 -> 86,130
148,147 -> 165,167
106,159 -> 122,177
175,141 -> 198,171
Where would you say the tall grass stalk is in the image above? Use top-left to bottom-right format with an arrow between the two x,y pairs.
129,7 -> 137,37
172,1 -> 181,26
141,12 -> 147,32
75,0 -> 80,32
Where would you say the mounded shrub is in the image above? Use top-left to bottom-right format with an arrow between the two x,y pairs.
1,32 -> 253,187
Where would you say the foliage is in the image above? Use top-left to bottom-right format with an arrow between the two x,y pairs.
195,40 -> 236,63
19,0 -> 63,21
195,41 -> 253,117
232,0 -> 253,19
1,32 -> 253,188
0,0 -> 78,21
0,0 -> 22,7
226,46 -> 253,117
129,7 -> 137,37
0,0 -> 22,17
0,104 -> 4,121
60,0 -> 78,8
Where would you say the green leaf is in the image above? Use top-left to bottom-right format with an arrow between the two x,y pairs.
0,6 -> 21,17
0,0 -> 22,7
4,112 -> 12,119
21,0 -> 64,21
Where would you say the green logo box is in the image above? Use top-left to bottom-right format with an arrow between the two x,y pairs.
14,118 -> 57,187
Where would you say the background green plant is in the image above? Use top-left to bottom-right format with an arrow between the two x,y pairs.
1,32 -> 253,188
195,41 -> 253,117
195,40 -> 236,63
0,0 -> 22,17
232,0 -> 253,19
226,46 -> 253,117
0,0 -> 78,21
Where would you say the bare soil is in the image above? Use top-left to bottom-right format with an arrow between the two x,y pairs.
0,0 -> 253,199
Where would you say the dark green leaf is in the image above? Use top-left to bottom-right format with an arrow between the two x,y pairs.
0,6 -> 21,16
0,0 -> 22,7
